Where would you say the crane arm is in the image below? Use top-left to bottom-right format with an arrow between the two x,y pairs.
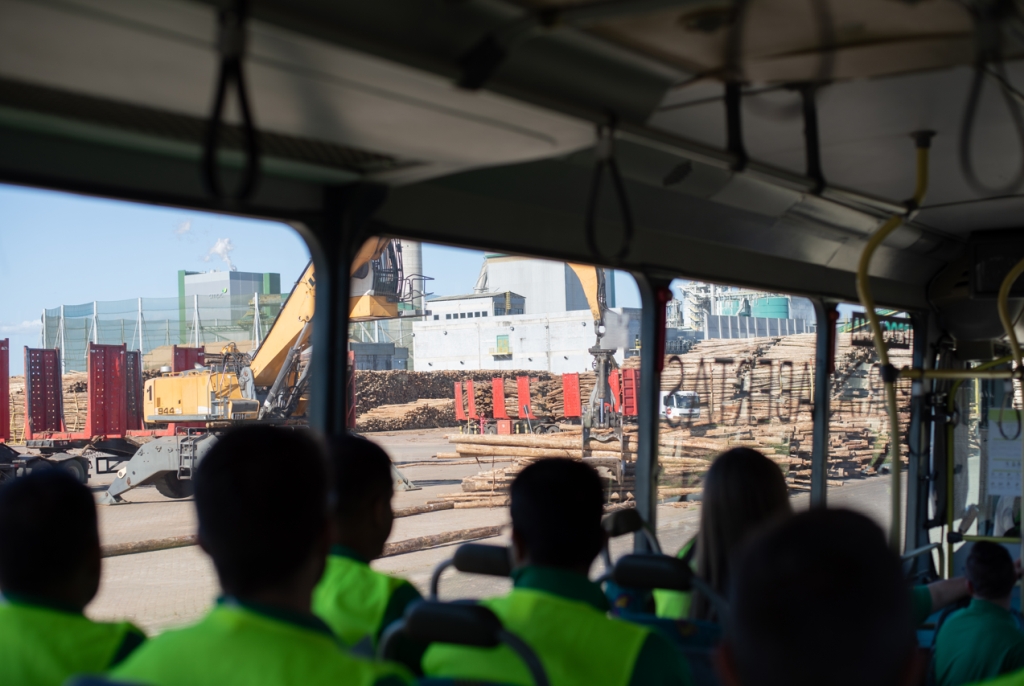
250,239 -> 404,385
568,263 -> 606,325
250,262 -> 315,386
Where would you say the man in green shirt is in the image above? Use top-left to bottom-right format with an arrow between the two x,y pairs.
110,426 -> 410,686
718,509 -> 923,686
935,542 -> 1024,686
422,458 -> 692,686
0,469 -> 145,686
313,435 -> 422,654
911,577 -> 970,626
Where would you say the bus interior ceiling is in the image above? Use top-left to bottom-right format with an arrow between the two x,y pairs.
3,0 -> 1024,559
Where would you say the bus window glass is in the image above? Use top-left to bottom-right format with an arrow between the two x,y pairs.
830,307 -> 914,528
655,279 -> 817,550
947,371 -> 1018,567
0,184 -> 312,633
351,240 -> 643,589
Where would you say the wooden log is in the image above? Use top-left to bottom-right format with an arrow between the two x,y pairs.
449,434 -> 634,450
101,534 -> 197,558
657,487 -> 704,497
455,445 -> 635,460
381,525 -> 504,557
393,502 -> 455,518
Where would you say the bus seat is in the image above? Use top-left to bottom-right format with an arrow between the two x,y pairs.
610,554 -> 724,686
600,509 -> 662,613
430,543 -> 512,599
381,601 -> 549,686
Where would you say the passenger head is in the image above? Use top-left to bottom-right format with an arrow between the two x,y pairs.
509,459 -> 605,574
0,469 -> 101,611
195,426 -> 331,601
966,541 -> 1017,605
692,447 -> 791,620
329,434 -> 395,560
720,509 -> 919,686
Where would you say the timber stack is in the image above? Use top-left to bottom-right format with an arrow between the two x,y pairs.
6,372 -> 90,443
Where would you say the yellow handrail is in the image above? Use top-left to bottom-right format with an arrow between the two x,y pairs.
855,133 -> 932,552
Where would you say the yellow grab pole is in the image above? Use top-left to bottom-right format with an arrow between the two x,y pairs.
855,132 -> 932,553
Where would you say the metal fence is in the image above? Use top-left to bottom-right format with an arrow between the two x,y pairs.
704,315 -> 813,340
41,293 -> 288,372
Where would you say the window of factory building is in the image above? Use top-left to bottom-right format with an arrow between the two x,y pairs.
0,184 -> 313,635
349,239 -> 644,588
655,280 -> 819,547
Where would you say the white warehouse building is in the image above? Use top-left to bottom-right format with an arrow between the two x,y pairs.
473,254 -> 615,315
412,307 -> 641,373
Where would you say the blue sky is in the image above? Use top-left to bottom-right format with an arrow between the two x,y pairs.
0,184 -> 640,372
0,185 -> 310,372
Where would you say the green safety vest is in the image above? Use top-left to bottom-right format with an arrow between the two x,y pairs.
654,538 -> 696,620
423,586 -> 658,686
0,595 -> 144,686
313,547 -> 420,648
110,600 -> 411,686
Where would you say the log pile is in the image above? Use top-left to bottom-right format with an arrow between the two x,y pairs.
426,331 -> 916,507
354,369 -> 557,416
6,373 -> 90,442
355,399 -> 457,433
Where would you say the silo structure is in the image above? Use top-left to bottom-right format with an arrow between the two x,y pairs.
400,240 -> 424,313
751,296 -> 791,319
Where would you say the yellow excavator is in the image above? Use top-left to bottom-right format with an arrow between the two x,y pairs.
143,238 -> 405,424
101,238 -> 410,503
568,264 -> 620,431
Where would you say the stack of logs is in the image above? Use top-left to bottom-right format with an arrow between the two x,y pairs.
356,399 -> 455,433
6,372 -> 89,442
425,332 -> 915,507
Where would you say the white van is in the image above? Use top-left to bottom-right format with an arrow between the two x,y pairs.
660,391 -> 700,419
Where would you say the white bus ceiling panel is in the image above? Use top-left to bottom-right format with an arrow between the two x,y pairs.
0,0 -> 594,182
649,62 -> 1024,228
377,155 -> 949,303
519,0 -> 973,83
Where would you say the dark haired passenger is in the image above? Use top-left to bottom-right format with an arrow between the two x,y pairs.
719,508 -> 922,686
657,447 -> 791,621
110,426 -> 410,686
0,469 -> 145,686
423,458 -> 692,686
934,542 -> 1024,686
313,435 -> 422,652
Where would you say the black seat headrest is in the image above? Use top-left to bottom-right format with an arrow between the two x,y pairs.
404,600 -> 502,648
453,543 -> 512,578
613,554 -> 692,591
602,508 -> 644,538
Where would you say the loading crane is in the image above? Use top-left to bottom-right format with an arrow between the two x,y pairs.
568,264 -> 620,432
99,239 -> 412,504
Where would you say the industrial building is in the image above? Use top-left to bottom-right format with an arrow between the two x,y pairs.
412,307 -> 640,373
428,292 -> 525,320
472,254 -> 615,315
178,269 -> 280,327
666,283 -> 815,341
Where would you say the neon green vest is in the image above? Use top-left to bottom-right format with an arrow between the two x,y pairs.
0,597 -> 144,686
313,550 -> 412,647
423,588 -> 651,686
110,602 -> 411,686
654,538 -> 696,619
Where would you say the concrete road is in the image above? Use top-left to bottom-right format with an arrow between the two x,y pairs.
86,428 -> 903,634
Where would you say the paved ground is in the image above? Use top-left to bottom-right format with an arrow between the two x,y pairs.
86,428 -> 900,634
